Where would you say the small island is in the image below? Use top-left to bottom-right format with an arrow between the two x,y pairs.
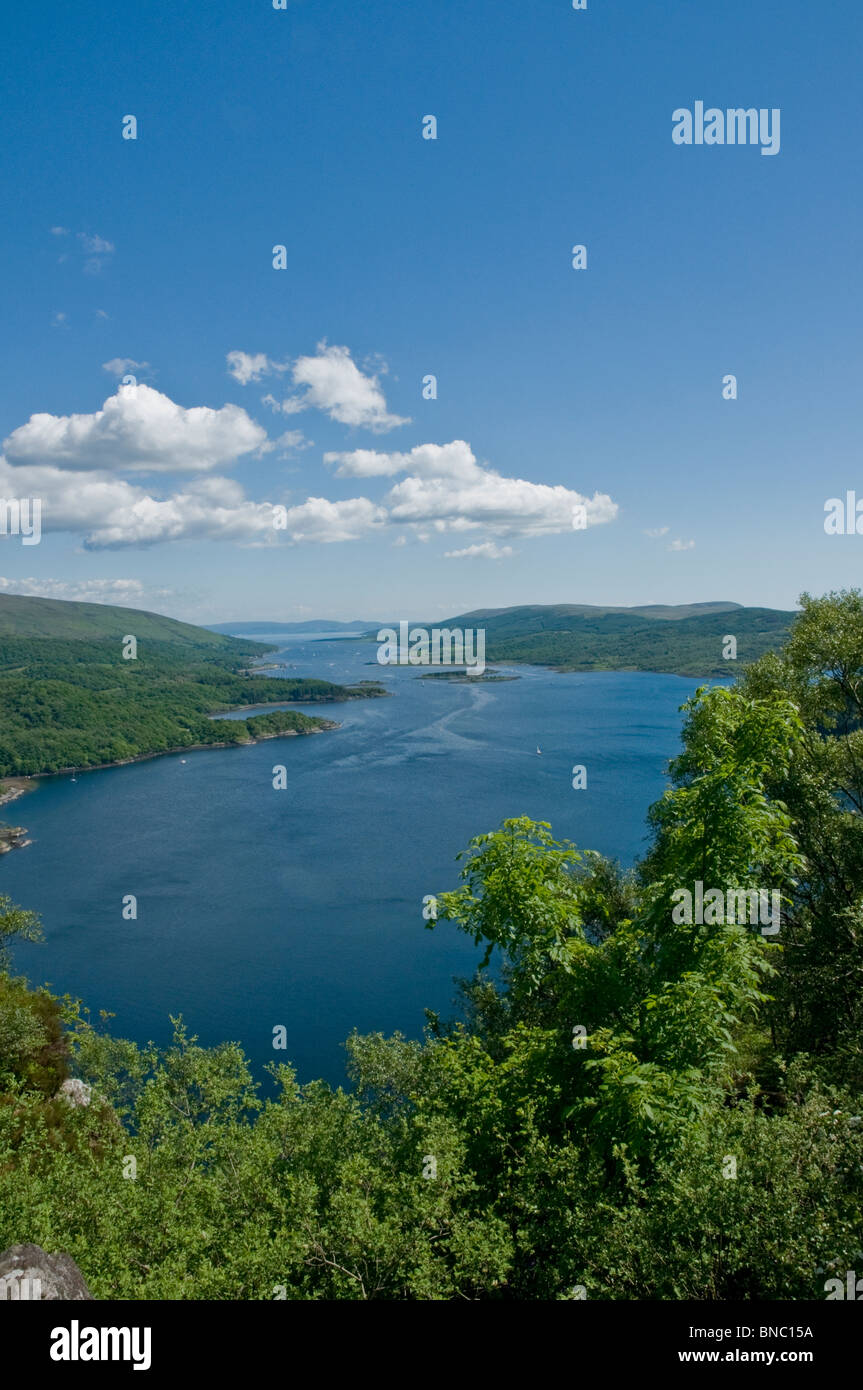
0,822 -> 30,854
417,669 -> 519,683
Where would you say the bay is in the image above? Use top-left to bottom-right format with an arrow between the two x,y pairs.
4,635 -> 717,1084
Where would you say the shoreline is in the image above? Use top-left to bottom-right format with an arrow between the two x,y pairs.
0,722 -> 340,793
0,778 -> 35,807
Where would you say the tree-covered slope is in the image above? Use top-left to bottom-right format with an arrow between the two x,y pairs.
0,597 -> 384,776
437,602 -> 795,675
0,590 -> 861,1300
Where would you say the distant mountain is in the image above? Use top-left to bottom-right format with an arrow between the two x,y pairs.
435,602 -> 796,677
446,602 -> 744,627
207,620 -> 381,635
0,593 -> 232,646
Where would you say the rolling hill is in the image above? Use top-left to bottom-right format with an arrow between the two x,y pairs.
435,602 -> 797,676
0,595 -> 384,778
0,593 -> 232,645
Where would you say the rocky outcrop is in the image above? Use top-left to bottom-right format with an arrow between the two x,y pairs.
57,1078 -> 92,1107
0,1244 -> 94,1300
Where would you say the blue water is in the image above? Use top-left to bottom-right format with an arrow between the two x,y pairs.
3,636 -> 713,1085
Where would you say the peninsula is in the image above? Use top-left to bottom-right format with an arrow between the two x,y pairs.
0,594 -> 386,785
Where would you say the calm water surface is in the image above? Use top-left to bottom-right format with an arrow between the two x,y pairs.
4,636 -> 714,1083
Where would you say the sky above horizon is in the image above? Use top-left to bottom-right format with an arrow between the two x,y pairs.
1,0 -> 860,625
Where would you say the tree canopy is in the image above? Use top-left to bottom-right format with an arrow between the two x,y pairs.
1,591 -> 862,1299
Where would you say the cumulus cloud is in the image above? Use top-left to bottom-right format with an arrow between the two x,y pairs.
3,384 -> 268,475
272,496 -> 387,545
233,343 -> 407,433
0,452 -> 279,550
0,451 -> 382,551
287,344 -> 408,431
0,378 -> 617,552
325,439 -> 616,538
644,526 -> 669,538
226,351 -> 286,385
0,380 -> 380,549
668,538 -> 695,551
444,541 -> 514,560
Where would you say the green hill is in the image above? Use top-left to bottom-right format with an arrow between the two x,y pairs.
437,602 -> 796,676
0,596 -> 385,778
0,593 -> 231,645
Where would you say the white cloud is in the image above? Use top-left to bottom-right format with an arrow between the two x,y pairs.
238,343 -> 407,432
644,526 -> 669,538
226,351 -> 285,385
272,429 -> 311,455
285,343 -> 409,432
50,226 -> 69,237
668,538 -> 695,551
326,440 -> 478,480
273,496 -> 387,545
0,451 -> 383,551
102,358 -> 151,377
51,312 -> 68,328
326,439 -> 616,539
0,454 -> 280,549
444,541 -> 514,560
3,384 -> 267,475
0,576 -> 171,606
0,380 -> 616,552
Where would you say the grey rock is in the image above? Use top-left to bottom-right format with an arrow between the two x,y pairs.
0,1244 -> 94,1300
57,1078 -> 92,1107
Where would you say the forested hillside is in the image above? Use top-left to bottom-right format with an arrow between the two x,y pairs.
0,590 -> 860,1299
0,596 -> 384,776
439,602 -> 795,676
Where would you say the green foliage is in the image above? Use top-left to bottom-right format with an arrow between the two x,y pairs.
1,591 -> 862,1299
0,894 -> 43,972
0,635 -> 377,776
438,602 -> 794,676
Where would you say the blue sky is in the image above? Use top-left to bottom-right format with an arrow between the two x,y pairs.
1,0 -> 860,624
